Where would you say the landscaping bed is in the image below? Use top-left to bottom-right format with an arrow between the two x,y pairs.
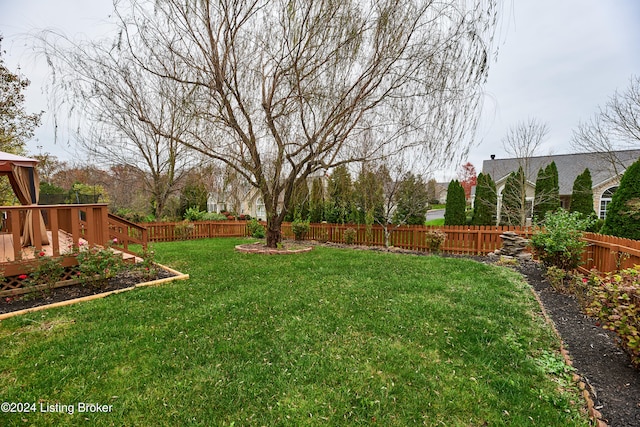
0,267 -> 178,316
516,260 -> 640,427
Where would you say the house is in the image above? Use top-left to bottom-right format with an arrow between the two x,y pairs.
481,149 -> 640,223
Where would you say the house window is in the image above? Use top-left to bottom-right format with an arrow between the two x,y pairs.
256,197 -> 266,221
599,186 -> 618,219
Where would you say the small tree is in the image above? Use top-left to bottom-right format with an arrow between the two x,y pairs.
471,173 -> 497,225
569,168 -> 595,217
601,158 -> 640,239
444,180 -> 466,225
394,173 -> 429,225
500,167 -> 526,226
458,162 -> 477,201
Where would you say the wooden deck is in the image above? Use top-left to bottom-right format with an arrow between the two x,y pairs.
0,230 -> 81,262
0,230 -> 138,263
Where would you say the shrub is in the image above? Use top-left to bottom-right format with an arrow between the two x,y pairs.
601,158 -> 640,239
247,219 -> 266,238
133,247 -> 159,280
203,212 -> 229,221
291,219 -> 310,241
184,207 -> 207,221
76,247 -> 125,288
587,266 -> 640,366
425,230 -> 446,252
174,220 -> 195,240
530,209 -> 594,270
343,227 -> 357,245
545,266 -> 568,293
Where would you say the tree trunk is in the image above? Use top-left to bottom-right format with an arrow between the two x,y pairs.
266,214 -> 283,248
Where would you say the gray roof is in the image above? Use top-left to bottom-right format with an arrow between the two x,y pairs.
481,149 -> 640,195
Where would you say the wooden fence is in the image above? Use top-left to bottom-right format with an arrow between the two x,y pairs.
139,220 -> 640,274
144,220 -> 248,242
281,223 -> 533,255
580,233 -> 640,274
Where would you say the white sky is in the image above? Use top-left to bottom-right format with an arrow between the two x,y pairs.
1,0 -> 640,177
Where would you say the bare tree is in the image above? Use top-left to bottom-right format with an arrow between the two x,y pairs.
572,75 -> 640,175
50,0 -> 499,246
499,118 -> 550,225
40,32 -> 197,219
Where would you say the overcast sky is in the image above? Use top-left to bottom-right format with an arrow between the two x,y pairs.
1,0 -> 640,179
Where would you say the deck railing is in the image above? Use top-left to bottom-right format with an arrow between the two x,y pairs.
0,204 -> 111,261
108,213 -> 148,253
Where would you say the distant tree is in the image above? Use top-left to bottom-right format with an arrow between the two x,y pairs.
572,75 -> 640,175
309,177 -> 325,223
32,152 -> 67,184
0,36 -> 42,155
500,166 -> 526,226
501,118 -> 550,225
471,172 -> 497,225
394,173 -> 429,225
533,161 -> 560,224
426,178 -> 438,204
284,180 -> 310,221
458,162 -> 477,200
569,168 -> 595,217
601,159 -> 640,239
325,165 -> 353,224
0,36 -> 43,204
179,174 -> 209,217
444,180 -> 466,225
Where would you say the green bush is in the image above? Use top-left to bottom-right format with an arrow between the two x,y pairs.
587,266 -> 640,366
530,209 -> 594,270
247,219 -> 266,238
203,212 -> 229,221
291,219 -> 310,241
343,227 -> 357,245
184,207 -> 207,221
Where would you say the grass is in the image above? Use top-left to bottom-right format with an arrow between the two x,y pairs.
424,218 -> 445,226
0,238 -> 589,426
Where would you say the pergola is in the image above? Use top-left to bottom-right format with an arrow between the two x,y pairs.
0,151 -> 49,246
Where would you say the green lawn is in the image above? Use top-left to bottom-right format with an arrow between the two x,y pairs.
424,218 -> 445,226
0,238 -> 589,426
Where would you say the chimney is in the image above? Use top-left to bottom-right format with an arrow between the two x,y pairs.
490,154 -> 496,160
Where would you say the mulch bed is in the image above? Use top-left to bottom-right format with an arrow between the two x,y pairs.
515,260 -> 640,427
0,269 -> 176,316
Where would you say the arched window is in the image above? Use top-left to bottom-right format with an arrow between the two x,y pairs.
599,186 -> 618,219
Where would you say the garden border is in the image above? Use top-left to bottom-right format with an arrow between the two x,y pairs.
0,263 -> 189,321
